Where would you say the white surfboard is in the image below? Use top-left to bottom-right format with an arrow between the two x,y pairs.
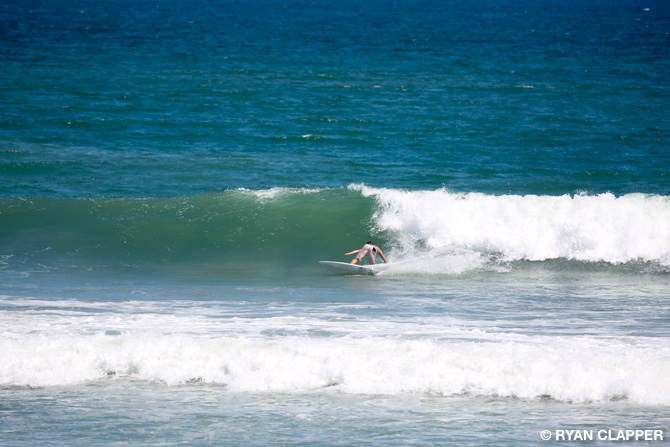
319,261 -> 377,275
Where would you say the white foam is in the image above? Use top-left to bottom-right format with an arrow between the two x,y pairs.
2,329 -> 669,404
351,185 -> 670,269
375,249 -> 488,276
239,186 -> 325,200
1,299 -> 668,405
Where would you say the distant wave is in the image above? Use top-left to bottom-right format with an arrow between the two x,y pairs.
1,186 -> 668,277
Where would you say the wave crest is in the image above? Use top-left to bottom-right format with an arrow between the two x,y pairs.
355,186 -> 670,269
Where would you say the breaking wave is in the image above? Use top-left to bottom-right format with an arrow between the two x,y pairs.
1,186 -> 668,277
1,305 -> 668,405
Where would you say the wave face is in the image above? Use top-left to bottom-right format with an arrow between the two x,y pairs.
1,186 -> 669,277
0,188 -> 376,276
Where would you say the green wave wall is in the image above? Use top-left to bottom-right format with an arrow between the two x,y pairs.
1,189 -> 385,277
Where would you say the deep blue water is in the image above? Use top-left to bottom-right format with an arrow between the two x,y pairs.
1,0 -> 668,197
1,0 -> 669,446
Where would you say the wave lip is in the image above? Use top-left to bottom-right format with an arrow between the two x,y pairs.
355,186 -> 670,268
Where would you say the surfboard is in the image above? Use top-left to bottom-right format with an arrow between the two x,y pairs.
319,261 -> 377,275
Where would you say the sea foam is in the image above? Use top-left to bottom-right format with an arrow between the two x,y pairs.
1,298 -> 669,405
2,329 -> 669,405
353,186 -> 670,268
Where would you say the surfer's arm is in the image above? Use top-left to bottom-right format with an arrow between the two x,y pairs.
377,248 -> 388,263
345,249 -> 360,256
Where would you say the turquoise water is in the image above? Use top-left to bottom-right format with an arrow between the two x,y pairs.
1,0 -> 669,445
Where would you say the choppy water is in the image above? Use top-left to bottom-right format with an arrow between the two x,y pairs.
1,0 -> 669,445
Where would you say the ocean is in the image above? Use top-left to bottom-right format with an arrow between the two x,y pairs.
1,0 -> 669,445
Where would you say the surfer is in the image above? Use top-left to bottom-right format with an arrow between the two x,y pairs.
345,241 -> 387,265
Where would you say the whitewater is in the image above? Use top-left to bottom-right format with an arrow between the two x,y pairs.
2,296 -> 670,406
357,186 -> 670,269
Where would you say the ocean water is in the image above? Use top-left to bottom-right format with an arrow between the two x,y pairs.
1,0 -> 669,445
